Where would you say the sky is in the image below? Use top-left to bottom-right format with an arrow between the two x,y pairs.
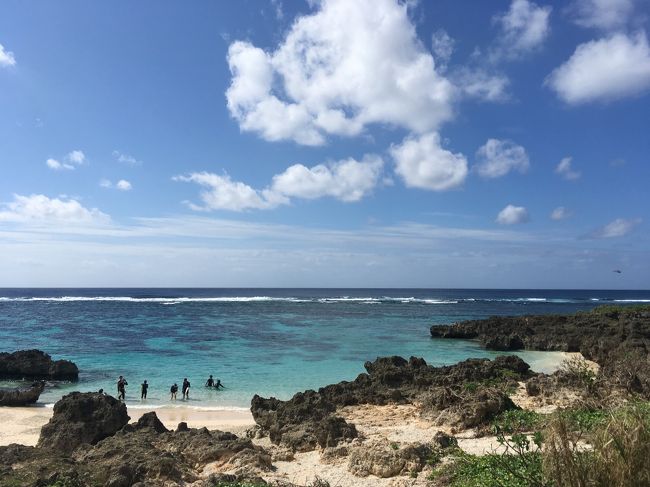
0,0 -> 649,289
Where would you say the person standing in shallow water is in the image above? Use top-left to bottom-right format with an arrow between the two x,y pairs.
215,379 -> 224,390
182,378 -> 190,400
117,375 -> 127,401
141,380 -> 148,400
205,375 -> 214,387
170,383 -> 178,400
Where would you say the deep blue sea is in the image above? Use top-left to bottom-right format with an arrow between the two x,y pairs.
1,288 -> 649,410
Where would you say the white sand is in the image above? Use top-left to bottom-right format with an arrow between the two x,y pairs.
0,406 -> 255,447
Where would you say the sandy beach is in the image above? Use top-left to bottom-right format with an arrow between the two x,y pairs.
0,405 -> 255,447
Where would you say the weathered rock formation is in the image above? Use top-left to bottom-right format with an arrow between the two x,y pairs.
431,306 -> 650,399
0,381 -> 44,406
252,355 -> 530,450
347,440 -> 433,478
0,349 -> 78,380
1,391 -> 272,487
38,391 -> 130,453
429,306 -> 650,365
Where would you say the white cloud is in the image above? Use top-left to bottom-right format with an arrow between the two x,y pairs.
0,194 -> 109,224
546,32 -> 650,104
271,155 -> 384,202
475,138 -> 529,178
497,204 -> 530,225
66,150 -> 86,165
589,217 -> 641,238
431,29 -> 455,67
226,0 -> 456,145
453,68 -> 510,101
47,150 -> 86,171
568,0 -> 634,31
101,179 -> 132,191
112,150 -> 142,166
173,173 -> 287,212
46,158 -> 74,171
175,155 -> 384,211
555,157 -> 581,180
116,180 -> 132,191
390,132 -> 468,191
0,43 -> 16,67
492,0 -> 552,60
550,206 -> 572,220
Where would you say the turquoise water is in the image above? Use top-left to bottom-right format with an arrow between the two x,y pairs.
0,288 -> 648,409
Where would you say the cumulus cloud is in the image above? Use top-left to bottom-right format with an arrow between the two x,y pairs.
475,139 -> 530,178
112,150 -> 142,166
390,132 -> 468,191
497,204 -> 530,225
173,173 -> 285,212
271,155 -> 384,202
0,194 -> 109,224
67,150 -> 86,165
588,217 -> 641,238
46,150 -> 87,171
46,158 -> 73,171
568,0 -> 634,31
0,43 -> 16,67
555,157 -> 581,180
551,206 -> 572,220
491,0 -> 552,61
546,32 -> 650,104
175,155 -> 385,211
226,0 -> 456,145
100,179 -> 132,191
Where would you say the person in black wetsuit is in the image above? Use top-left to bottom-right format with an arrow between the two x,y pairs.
117,376 -> 128,401
182,378 -> 190,399
215,379 -> 224,390
206,375 -> 215,387
170,383 -> 178,400
141,380 -> 149,399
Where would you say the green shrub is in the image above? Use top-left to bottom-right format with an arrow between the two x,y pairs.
435,450 -> 545,487
492,409 -> 544,434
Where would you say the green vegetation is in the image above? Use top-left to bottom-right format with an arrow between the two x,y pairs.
492,409 -> 544,434
435,402 -> 650,487
582,304 -> 650,316
435,450 -> 544,487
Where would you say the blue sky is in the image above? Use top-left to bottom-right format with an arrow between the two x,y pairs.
0,0 -> 648,288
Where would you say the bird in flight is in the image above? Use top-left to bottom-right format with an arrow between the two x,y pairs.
612,269 -> 622,274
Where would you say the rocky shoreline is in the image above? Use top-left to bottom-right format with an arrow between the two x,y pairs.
1,305 -> 648,486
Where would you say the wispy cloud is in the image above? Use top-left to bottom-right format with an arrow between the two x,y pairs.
112,150 -> 143,166
555,156 -> 581,180
587,217 -> 641,238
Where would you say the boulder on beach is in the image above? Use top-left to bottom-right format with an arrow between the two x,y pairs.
37,391 -> 130,453
0,381 -> 45,406
0,349 -> 78,381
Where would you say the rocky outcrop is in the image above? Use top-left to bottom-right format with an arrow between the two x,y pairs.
1,393 -> 272,487
251,355 -> 531,450
429,306 -> 650,365
0,350 -> 78,380
38,392 -> 130,453
251,392 -> 358,452
0,381 -> 44,406
423,386 -> 518,430
347,440 -> 433,478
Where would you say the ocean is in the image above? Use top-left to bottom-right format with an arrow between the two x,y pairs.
1,288 -> 649,410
